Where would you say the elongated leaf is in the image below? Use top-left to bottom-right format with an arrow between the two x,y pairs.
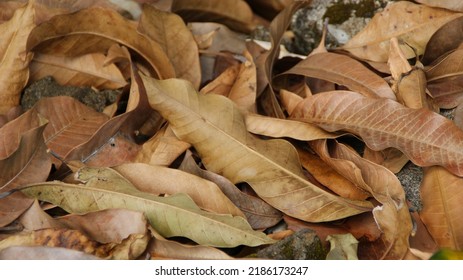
142,76 -> 373,222
22,167 -> 273,248
178,151 -> 282,229
113,163 -> 245,217
341,1 -> 462,62
416,0 -> 463,12
281,52 -> 396,100
138,5 -> 200,89
426,48 -> 463,83
245,114 -> 340,141
420,166 -> 463,250
30,52 -> 127,90
291,90 -> 463,176
0,0 -> 35,113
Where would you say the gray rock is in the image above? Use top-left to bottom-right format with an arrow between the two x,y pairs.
256,229 -> 326,260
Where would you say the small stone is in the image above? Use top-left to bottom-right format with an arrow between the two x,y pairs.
21,76 -> 121,112
256,229 -> 326,260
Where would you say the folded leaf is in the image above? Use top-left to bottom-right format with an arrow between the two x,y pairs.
30,52 -> 127,90
142,76 -> 373,222
22,167 -> 273,248
291,90 -> 463,176
280,52 -> 396,100
341,1 -> 462,62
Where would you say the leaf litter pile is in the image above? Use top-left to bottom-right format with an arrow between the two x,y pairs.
1,0 -> 463,260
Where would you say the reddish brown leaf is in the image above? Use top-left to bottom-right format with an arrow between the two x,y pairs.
291,90 -> 463,176
281,52 -> 396,100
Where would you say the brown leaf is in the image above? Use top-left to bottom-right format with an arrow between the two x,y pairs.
0,246 -> 100,260
245,114 -> 341,141
245,0 -> 293,20
388,38 -> 430,109
0,123 -> 51,226
420,166 -> 463,250
415,0 -> 463,12
32,96 -> 109,164
138,4 -> 201,89
0,0 -> 35,113
143,76 -> 373,222
178,151 -> 282,230
341,1 -> 462,62
29,52 -> 127,90
189,22 -> 246,84
171,0 -> 256,33
281,52 -> 396,100
149,228 -> 233,260
135,125 -> 191,166
261,1 -> 309,118
113,163 -> 246,217
426,47 -> 463,85
291,90 -> 463,176
297,146 -> 370,201
202,51 -> 257,113
423,17 -> 463,65
26,6 -> 175,79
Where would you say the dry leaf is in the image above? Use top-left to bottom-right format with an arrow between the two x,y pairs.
420,166 -> 463,250
0,246 -> 100,260
341,1 -> 462,62
135,125 -> 190,166
245,114 -> 341,141
22,167 -> 274,247
26,6 -> 175,79
388,38 -> 429,109
178,151 -> 282,230
291,90 -> 463,176
416,0 -> 463,12
138,4 -> 201,89
29,52 -> 127,90
171,0 -> 256,33
0,0 -> 35,113
422,17 -> 463,65
142,76 -> 373,222
113,163 -> 246,217
281,52 -> 396,100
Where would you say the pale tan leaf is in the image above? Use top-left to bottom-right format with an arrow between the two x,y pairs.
326,233 -> 359,260
341,1 -> 462,62
420,166 -> 463,250
281,52 -> 396,100
245,114 -> 341,141
135,125 -> 190,166
0,246 -> 100,260
416,0 -> 463,12
29,52 -> 127,90
291,90 -> 463,176
138,5 -> 201,89
0,0 -> 35,113
113,163 -> 245,217
22,167 -> 273,247
142,76 -> 373,222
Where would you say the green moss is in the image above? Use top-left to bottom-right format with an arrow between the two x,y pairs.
323,0 -> 377,24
